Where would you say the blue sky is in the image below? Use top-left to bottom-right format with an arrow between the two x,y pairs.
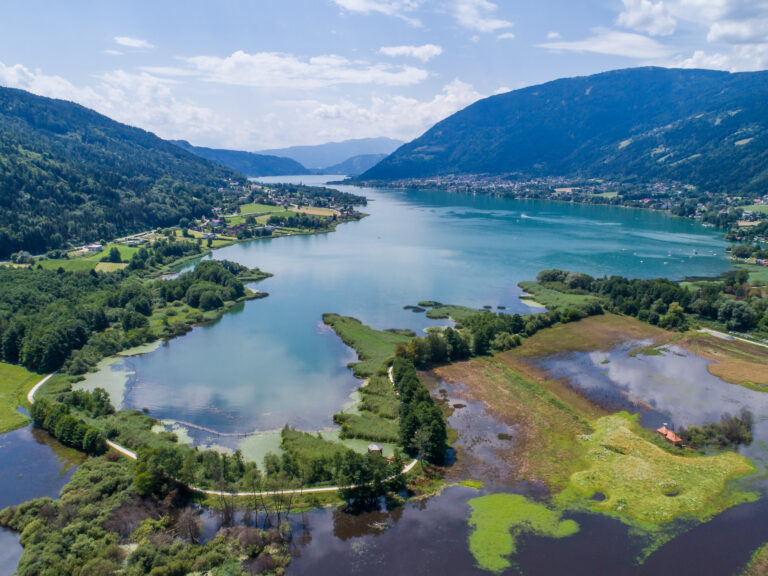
1,0 -> 766,149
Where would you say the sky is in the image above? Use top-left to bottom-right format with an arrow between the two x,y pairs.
0,0 -> 766,150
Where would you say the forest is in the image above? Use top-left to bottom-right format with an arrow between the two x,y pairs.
0,86 -> 242,258
0,239 -> 265,374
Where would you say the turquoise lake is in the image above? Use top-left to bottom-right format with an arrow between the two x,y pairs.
92,176 -> 730,448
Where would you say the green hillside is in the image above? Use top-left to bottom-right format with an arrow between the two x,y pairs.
0,86 -> 242,258
171,140 -> 309,176
361,67 -> 768,195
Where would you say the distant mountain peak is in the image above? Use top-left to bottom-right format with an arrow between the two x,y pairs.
259,137 -> 403,169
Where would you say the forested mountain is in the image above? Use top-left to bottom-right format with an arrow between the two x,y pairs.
260,137 -> 403,169
322,153 -> 387,175
0,87 -> 241,259
361,67 -> 768,194
171,140 -> 309,176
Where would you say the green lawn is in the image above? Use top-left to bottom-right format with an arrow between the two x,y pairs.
738,204 -> 768,214
39,244 -> 141,272
239,202 -> 287,215
735,263 -> 768,286
322,314 -> 413,378
0,362 -> 41,433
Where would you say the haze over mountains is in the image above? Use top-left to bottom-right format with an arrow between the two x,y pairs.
176,138 -> 399,176
362,67 -> 768,194
260,137 -> 403,170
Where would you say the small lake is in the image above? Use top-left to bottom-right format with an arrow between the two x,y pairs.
84,176 -> 730,447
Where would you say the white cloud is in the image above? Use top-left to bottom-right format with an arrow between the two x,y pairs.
379,44 -> 443,61
538,28 -> 674,59
287,78 -> 484,144
617,0 -> 677,36
454,0 -> 513,33
332,0 -> 423,26
672,44 -> 768,71
497,32 -> 516,40
547,31 -> 562,40
103,50 -> 123,56
114,36 -> 154,49
706,18 -> 768,44
181,50 -> 429,89
0,60 -> 231,144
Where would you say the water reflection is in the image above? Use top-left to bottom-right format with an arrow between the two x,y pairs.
540,342 -> 768,461
0,425 -> 84,510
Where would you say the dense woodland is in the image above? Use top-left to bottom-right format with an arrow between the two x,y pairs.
0,457 -> 291,576
0,239 -> 263,374
534,268 -> 768,335
0,86 -> 242,258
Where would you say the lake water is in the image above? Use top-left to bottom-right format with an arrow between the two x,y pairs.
0,425 -> 84,576
94,176 -> 730,447
540,342 -> 768,463
15,176 -> 764,575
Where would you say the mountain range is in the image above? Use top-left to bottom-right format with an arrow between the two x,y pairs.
171,140 -> 309,176
361,67 -> 768,195
260,137 -> 403,170
0,86 -> 239,258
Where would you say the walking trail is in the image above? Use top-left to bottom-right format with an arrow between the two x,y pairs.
28,373 -> 417,497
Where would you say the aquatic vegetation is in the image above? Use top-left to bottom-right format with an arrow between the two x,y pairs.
460,479 -> 484,489
741,542 -> 768,576
468,494 -> 579,574
555,413 -> 758,527
322,314 -> 412,377
0,362 -> 40,433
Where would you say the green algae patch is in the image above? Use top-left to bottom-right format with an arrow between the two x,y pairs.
554,413 -> 758,529
468,494 -> 579,574
460,479 -> 485,490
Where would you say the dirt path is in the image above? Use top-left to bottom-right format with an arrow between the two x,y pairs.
28,373 -> 417,497
698,328 -> 768,350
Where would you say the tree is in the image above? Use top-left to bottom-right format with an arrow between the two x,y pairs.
107,247 -> 121,263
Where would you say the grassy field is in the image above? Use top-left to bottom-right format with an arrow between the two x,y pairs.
517,281 -> 601,310
554,413 -> 757,526
734,263 -> 768,286
39,243 -> 141,272
424,304 -> 482,324
511,313 -> 670,358
322,314 -> 413,378
94,262 -> 129,273
291,206 -> 337,216
0,362 -> 41,433
468,494 -> 579,574
738,204 -> 768,214
681,331 -> 768,392
239,202 -> 287,215
437,314 -> 758,543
